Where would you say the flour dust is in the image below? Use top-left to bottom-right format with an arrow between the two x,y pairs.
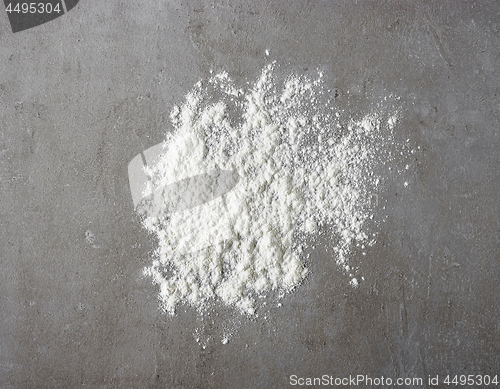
138,63 -> 398,315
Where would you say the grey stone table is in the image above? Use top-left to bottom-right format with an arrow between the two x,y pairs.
1,1 -> 499,387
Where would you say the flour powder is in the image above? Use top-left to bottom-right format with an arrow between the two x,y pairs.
140,63 -> 397,315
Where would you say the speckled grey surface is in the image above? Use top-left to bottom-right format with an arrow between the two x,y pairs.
1,1 -> 500,388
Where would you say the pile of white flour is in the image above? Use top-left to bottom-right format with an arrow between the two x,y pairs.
140,64 -> 396,315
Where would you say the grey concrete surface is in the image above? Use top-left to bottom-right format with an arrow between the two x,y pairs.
1,0 -> 500,387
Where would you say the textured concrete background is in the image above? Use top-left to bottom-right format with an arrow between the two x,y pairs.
1,0 -> 500,388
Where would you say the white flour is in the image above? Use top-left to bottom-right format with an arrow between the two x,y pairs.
140,63 -> 396,315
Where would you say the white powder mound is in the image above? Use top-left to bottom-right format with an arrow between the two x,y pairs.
140,63 -> 396,315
